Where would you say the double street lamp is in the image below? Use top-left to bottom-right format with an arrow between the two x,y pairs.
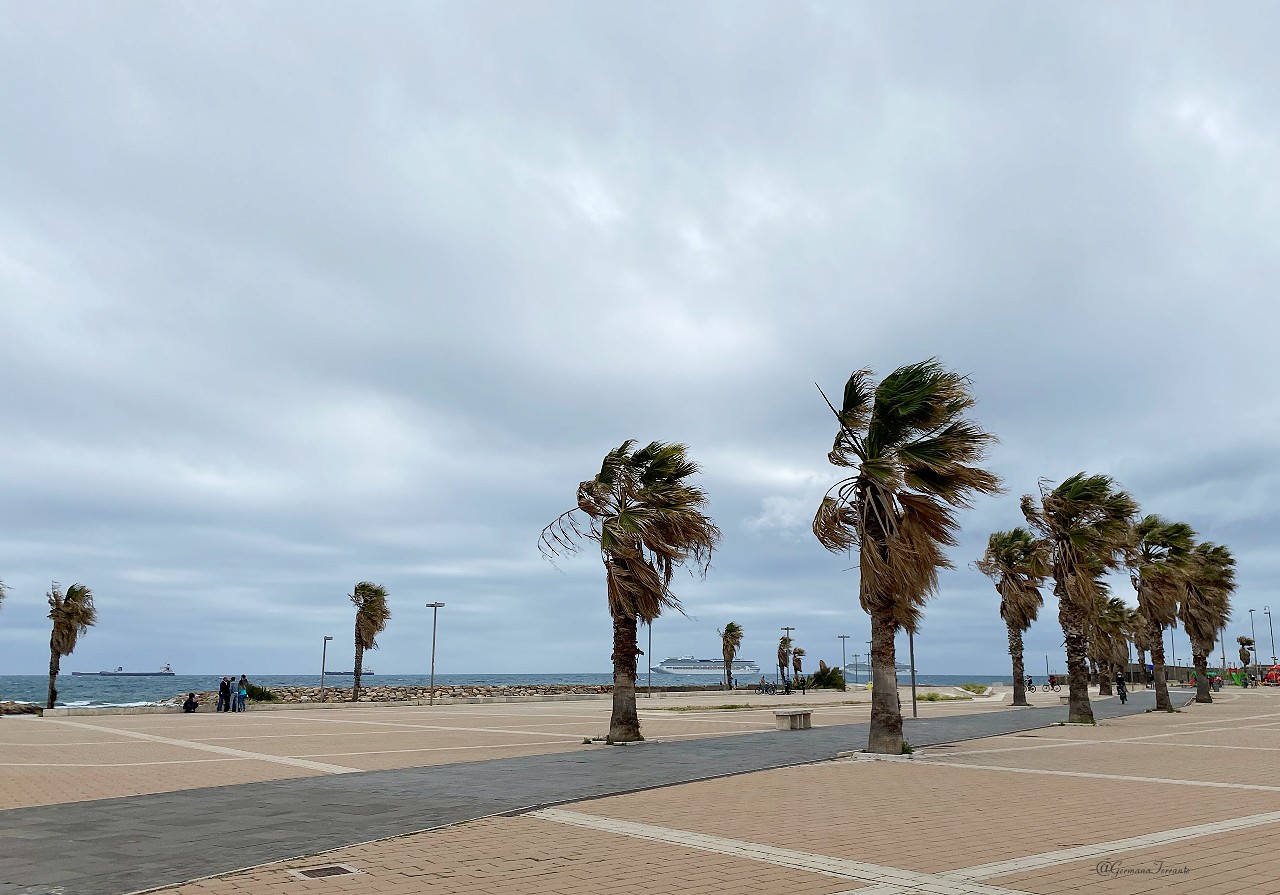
426,602 -> 445,705
838,634 -> 850,691
319,635 -> 334,701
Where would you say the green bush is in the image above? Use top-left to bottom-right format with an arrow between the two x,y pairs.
807,662 -> 846,690
959,682 -> 989,694
245,683 -> 279,703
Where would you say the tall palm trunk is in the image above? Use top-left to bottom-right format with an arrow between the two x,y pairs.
1058,580 -> 1094,723
1135,647 -> 1146,686
1007,623 -> 1029,707
1193,650 -> 1211,704
608,611 -> 642,742
1097,658 -> 1113,696
352,642 -> 365,702
46,650 -> 61,710
1147,618 -> 1171,711
867,610 -> 902,753
723,650 -> 733,691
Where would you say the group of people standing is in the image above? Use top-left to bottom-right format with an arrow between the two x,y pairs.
216,675 -> 250,713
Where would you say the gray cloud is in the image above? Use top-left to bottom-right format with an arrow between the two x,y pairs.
3,4 -> 1278,677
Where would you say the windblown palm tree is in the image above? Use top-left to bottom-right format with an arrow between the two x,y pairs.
718,622 -> 744,691
540,440 -> 719,742
1091,595 -> 1135,697
1180,543 -> 1235,703
976,528 -> 1048,707
349,581 -> 391,702
814,361 -> 1001,753
792,646 -> 806,680
1022,474 -> 1137,723
777,635 -> 792,684
46,582 -> 96,709
1237,636 -> 1255,673
1128,515 -> 1196,711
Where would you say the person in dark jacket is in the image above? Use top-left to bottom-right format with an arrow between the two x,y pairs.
216,677 -> 231,713
182,693 -> 199,713
1115,671 -> 1127,705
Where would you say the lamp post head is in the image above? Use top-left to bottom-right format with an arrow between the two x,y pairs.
323,635 -> 333,642
426,602 -> 445,609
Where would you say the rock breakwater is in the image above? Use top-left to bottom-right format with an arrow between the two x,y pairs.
165,683 -> 613,706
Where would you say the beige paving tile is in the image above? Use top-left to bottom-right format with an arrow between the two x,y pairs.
159,815 -> 854,895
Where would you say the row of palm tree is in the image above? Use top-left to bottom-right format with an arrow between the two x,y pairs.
538,359 -> 1245,753
980,479 -> 1237,722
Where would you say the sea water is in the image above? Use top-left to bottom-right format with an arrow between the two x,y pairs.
0,672 -> 1012,707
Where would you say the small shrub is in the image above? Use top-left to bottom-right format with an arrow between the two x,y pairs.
959,682 -> 989,694
245,683 -> 279,703
808,662 -> 846,690
901,739 -> 913,755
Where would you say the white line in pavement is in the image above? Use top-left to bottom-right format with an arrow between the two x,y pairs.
279,715 -> 600,739
914,758 -> 1280,792
532,808 -> 1033,895
945,808 -> 1280,880
44,719 -> 361,774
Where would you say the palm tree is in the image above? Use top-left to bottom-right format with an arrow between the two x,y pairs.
814,361 -> 1001,753
792,646 -> 806,681
540,440 -> 719,742
1091,595 -> 1135,697
349,581 -> 391,702
777,635 -> 792,684
46,582 -> 96,709
1237,635 -> 1255,674
1180,542 -> 1235,703
718,622 -> 744,691
976,528 -> 1048,707
1022,474 -> 1138,724
1128,515 -> 1196,711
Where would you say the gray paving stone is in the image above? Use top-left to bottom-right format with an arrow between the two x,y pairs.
0,692 -> 1157,895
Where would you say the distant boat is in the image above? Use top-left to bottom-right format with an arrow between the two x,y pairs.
72,664 -> 175,677
650,657 -> 761,675
327,670 -> 374,676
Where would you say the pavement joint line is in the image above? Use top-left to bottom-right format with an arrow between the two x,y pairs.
274,715 -> 606,740
942,807 -> 1280,880
929,717 -> 1280,757
530,808 -> 1034,895
914,757 -> 1280,792
43,719 -> 362,774
296,740 -> 588,758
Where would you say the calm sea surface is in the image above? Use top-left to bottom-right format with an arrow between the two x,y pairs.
0,672 -> 1011,707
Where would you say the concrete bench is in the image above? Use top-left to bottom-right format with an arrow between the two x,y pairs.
1059,695 -> 1070,705
774,709 -> 812,730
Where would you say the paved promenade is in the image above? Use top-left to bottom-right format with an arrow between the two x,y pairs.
5,687 -> 1277,895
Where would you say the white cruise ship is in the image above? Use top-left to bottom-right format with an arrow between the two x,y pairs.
651,656 -> 761,675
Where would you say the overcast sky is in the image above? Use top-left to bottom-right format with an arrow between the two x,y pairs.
3,4 -> 1279,678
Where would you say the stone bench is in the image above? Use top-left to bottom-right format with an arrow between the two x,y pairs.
774,709 -> 812,730
1059,695 -> 1070,705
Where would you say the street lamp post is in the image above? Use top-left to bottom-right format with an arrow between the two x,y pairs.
647,620 -> 652,698
1250,609 -> 1259,681
908,628 -> 918,719
1266,606 -> 1276,666
780,626 -> 795,683
838,635 -> 849,691
426,602 -> 445,705
320,635 -> 334,700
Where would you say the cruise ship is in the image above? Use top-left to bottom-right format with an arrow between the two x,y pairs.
651,657 -> 761,675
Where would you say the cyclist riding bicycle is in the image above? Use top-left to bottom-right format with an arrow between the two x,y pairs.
1048,674 -> 1057,688
1025,675 -> 1033,689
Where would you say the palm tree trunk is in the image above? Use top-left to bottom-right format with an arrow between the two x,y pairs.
867,609 -> 902,753
1008,622 -> 1029,707
1058,583 -> 1094,723
353,643 -> 364,702
1135,647 -> 1146,687
1193,650 -> 1211,704
723,650 -> 732,691
1098,659 -> 1113,696
46,649 -> 61,710
608,611 -> 642,742
1148,618 -> 1171,711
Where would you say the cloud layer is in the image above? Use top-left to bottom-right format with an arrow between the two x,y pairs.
3,5 -> 1279,675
